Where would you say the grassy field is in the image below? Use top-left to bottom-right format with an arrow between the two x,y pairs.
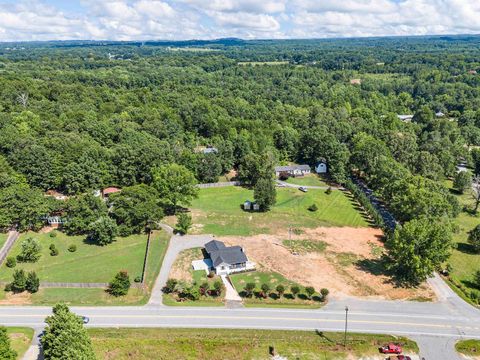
0,233 -> 8,249
230,270 -> 324,308
190,186 -> 368,236
284,174 -> 329,187
0,230 -> 170,305
89,328 -> 418,360
456,339 -> 480,357
7,327 -> 34,359
163,248 -> 225,307
282,239 -> 327,255
443,181 -> 480,305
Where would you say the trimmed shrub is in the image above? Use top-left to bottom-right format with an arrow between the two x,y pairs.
49,244 -> 56,251
305,286 -> 315,299
325,187 -> 332,195
49,231 -> 57,238
308,203 -> 318,212
50,247 -> 59,256
134,276 -> 142,283
5,257 -> 16,268
68,244 -> 77,252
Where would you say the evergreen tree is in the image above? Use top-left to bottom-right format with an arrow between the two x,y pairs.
26,271 -> 40,293
468,224 -> 480,253
0,326 -> 17,360
11,269 -> 26,293
41,303 -> 96,360
109,271 -> 131,297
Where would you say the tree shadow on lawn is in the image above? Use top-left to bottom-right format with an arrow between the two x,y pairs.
343,191 -> 376,226
456,242 -> 479,255
355,257 -> 407,288
315,330 -> 337,345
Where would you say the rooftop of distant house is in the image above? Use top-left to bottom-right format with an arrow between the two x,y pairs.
103,187 -> 121,195
274,164 -> 311,172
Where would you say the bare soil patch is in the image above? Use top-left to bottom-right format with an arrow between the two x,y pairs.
0,291 -> 32,305
169,248 -> 203,282
222,227 -> 435,301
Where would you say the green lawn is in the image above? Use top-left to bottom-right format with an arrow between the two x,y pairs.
89,328 -> 418,360
456,339 -> 480,357
230,271 -> 324,308
284,174 -> 329,187
6,327 -> 34,359
0,230 -> 170,306
190,186 -> 368,236
0,233 -> 8,250
443,181 -> 480,305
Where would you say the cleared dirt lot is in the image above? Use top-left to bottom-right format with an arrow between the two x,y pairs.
222,227 -> 435,301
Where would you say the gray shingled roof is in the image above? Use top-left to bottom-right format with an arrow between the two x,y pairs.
210,246 -> 248,267
275,164 -> 311,172
204,240 -> 226,255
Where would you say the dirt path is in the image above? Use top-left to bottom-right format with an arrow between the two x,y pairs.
221,227 -> 435,301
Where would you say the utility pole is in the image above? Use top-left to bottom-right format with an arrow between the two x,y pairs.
344,306 -> 349,348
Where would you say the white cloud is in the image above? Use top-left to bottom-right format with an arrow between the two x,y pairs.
0,0 -> 478,41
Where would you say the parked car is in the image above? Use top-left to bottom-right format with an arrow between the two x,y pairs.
385,356 -> 411,360
81,316 -> 89,324
299,186 -> 308,192
379,343 -> 402,354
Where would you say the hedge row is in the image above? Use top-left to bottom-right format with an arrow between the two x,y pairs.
344,179 -> 386,229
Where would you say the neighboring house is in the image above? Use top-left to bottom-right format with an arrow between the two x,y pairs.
102,187 -> 121,198
315,161 -> 327,174
274,165 -> 311,178
203,240 -> 255,276
397,114 -> 414,122
435,111 -> 445,118
202,147 -> 218,154
45,190 -> 68,201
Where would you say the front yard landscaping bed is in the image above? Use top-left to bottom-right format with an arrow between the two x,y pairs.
163,248 -> 225,306
230,270 -> 326,308
456,339 -> 480,357
89,328 -> 418,360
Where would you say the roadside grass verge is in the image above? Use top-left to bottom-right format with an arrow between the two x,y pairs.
230,270 -> 324,308
443,181 -> 480,306
455,339 -> 480,357
89,328 -> 418,360
190,186 -> 368,236
0,230 -> 170,306
7,327 -> 34,359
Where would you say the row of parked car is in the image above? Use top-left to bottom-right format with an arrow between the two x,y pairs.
379,343 -> 412,360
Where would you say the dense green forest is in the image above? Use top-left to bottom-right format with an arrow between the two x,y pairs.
1,36 -> 480,288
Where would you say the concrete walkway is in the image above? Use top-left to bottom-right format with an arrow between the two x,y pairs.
221,275 -> 242,302
148,233 -> 214,306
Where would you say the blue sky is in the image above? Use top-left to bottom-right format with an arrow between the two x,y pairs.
0,0 -> 479,42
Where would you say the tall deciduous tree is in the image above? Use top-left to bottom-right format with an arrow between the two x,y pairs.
468,224 -> 480,253
387,218 -> 454,285
87,216 -> 118,246
254,177 -> 277,211
63,194 -> 108,235
453,171 -> 472,194
17,237 -> 42,263
151,164 -> 198,213
109,184 -> 163,236
41,303 -> 96,360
